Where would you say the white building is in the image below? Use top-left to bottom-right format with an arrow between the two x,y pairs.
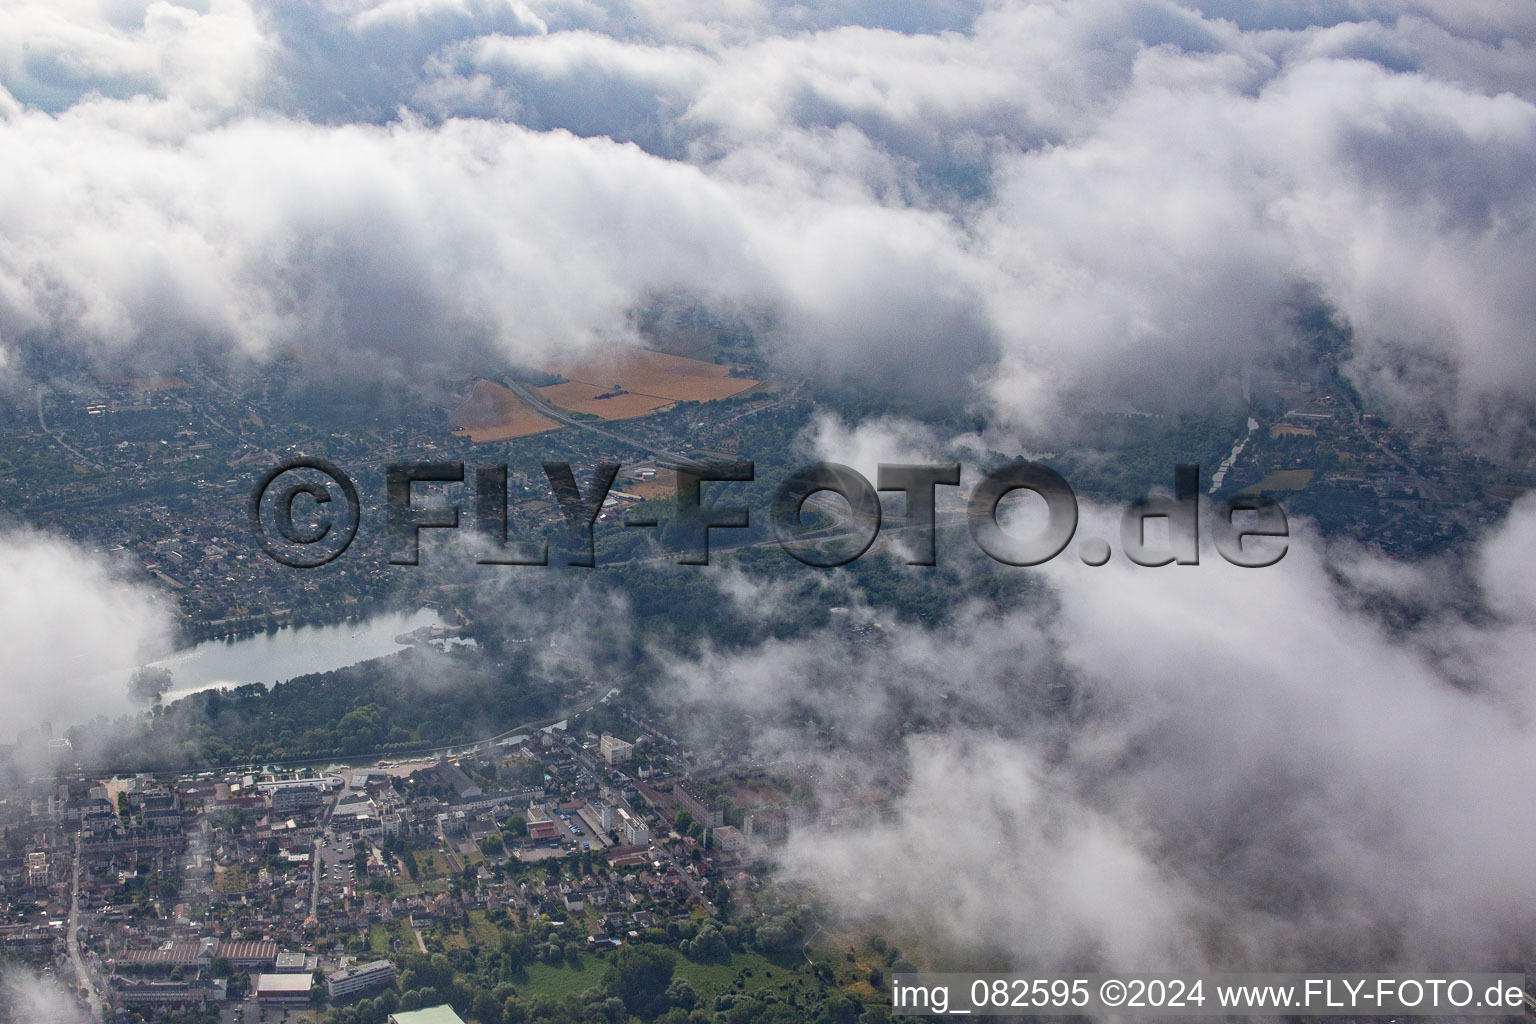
614,807 -> 649,846
600,734 -> 634,765
325,959 -> 397,1000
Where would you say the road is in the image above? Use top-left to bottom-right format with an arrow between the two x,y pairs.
506,378 -> 868,529
68,835 -> 105,1019
83,684 -> 617,779
36,388 -> 102,471
1343,396 -> 1444,502
504,380 -> 697,464
308,817 -> 326,919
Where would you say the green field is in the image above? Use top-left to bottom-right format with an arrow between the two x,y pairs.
673,949 -> 820,1003
507,948 -> 823,1005
1241,468 -> 1316,492
413,848 -> 453,878
367,919 -> 419,955
466,910 -> 500,947
512,952 -> 605,999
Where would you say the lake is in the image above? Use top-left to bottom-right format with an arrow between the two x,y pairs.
150,607 -> 445,703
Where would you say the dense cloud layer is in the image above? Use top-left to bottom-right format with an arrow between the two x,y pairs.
0,966 -> 93,1024
3,0 -> 1535,980
0,0 -> 1533,432
635,420 -> 1536,971
0,527 -> 171,747
656,494 -> 1536,972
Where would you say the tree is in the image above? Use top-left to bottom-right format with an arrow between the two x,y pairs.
688,926 -> 727,962
664,977 -> 698,1010
602,944 -> 677,1017
471,990 -> 502,1024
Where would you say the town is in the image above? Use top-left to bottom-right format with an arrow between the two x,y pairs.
1,704 -> 897,1024
4,332 -> 1533,1024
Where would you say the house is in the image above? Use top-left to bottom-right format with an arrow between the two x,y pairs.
711,826 -> 745,854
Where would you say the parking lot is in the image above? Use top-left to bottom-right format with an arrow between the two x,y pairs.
316,835 -> 357,891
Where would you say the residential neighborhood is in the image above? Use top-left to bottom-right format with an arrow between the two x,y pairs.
0,713 -> 878,1024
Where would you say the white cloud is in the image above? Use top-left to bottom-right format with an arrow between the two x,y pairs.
0,527 -> 172,745
4,0 -> 1536,975
0,966 -> 94,1024
0,0 -> 268,114
1,0 -> 1534,435
653,501 -> 1536,970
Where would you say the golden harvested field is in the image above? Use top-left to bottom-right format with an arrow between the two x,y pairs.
451,380 -> 562,441
624,467 -> 678,501
534,381 -> 675,420
534,345 -> 759,420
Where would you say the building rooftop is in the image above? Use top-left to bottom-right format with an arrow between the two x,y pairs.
390,1007 -> 467,1024
256,973 -> 312,994
330,959 -> 394,980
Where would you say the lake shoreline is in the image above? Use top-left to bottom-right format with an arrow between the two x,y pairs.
148,606 -> 449,704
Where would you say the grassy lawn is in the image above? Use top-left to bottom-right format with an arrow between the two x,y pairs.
366,923 -> 391,955
437,926 -> 470,952
508,948 -> 822,1006
467,910 -> 501,948
511,951 -> 605,999
811,935 -> 899,1003
672,949 -> 814,1003
1242,468 -> 1316,492
413,848 -> 452,878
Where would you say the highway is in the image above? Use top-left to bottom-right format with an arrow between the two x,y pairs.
504,380 -> 696,465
